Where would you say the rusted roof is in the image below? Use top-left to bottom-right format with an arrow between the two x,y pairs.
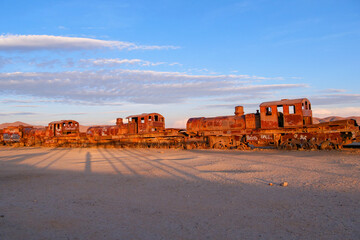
48,120 -> 79,124
126,113 -> 164,119
260,98 -> 310,107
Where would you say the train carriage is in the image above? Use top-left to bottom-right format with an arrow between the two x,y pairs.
44,120 -> 85,146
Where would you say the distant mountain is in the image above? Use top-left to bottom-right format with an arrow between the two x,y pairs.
0,121 -> 92,132
313,116 -> 360,125
79,125 -> 90,133
0,121 -> 44,129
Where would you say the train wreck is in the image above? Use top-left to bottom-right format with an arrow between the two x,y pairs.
1,98 -> 359,150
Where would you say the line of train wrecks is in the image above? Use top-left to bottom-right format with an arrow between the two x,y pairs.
1,98 -> 360,150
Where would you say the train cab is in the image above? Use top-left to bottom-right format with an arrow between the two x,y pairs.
259,98 -> 313,129
126,113 -> 165,134
47,120 -> 80,137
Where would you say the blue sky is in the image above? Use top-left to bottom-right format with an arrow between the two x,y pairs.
0,0 -> 359,127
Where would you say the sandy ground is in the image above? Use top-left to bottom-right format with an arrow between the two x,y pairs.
0,147 -> 359,240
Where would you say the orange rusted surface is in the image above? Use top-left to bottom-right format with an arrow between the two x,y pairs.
186,98 -> 359,150
85,113 -> 178,147
47,120 -> 80,137
127,113 -> 165,134
260,98 -> 312,129
1,98 -> 359,150
2,126 -> 25,142
1,125 -> 46,146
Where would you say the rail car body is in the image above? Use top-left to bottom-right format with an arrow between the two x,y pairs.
86,113 -> 184,147
2,126 -> 26,143
43,120 -> 86,146
0,126 -> 46,146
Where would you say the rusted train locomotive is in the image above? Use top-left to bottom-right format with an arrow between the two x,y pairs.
1,98 -> 359,150
0,125 -> 44,146
86,113 -> 185,148
187,98 -> 360,150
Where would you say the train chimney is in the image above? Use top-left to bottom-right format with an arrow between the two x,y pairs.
234,106 -> 244,116
116,118 -> 123,126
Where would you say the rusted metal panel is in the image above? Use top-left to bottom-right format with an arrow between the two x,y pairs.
260,98 -> 310,107
260,105 -> 279,129
127,113 -> 165,134
260,99 -> 312,129
263,106 -> 277,128
2,126 -> 23,142
47,120 -> 80,137
246,133 -> 275,146
187,115 -> 246,133
283,113 -> 303,127
245,114 -> 256,129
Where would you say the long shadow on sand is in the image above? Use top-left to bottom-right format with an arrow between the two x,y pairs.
0,148 -> 359,240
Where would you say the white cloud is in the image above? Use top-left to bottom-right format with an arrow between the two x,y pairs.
14,105 -> 40,108
216,84 -> 308,92
80,58 -> 167,67
313,107 -> 360,118
0,70 -> 307,105
319,88 -> 346,93
0,111 -> 37,116
0,56 -> 13,68
0,34 -> 179,51
172,118 -> 188,128
310,94 -> 360,105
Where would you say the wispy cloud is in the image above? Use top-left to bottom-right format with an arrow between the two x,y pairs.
319,88 -> 346,93
202,103 -> 260,110
14,105 -> 39,108
0,99 -> 36,104
313,107 -> 360,118
0,111 -> 37,116
215,93 -> 274,102
0,34 -> 179,51
173,118 -> 188,128
80,58 -> 167,67
50,112 -> 87,116
0,70 -> 307,105
0,56 -> 13,68
310,93 -> 360,105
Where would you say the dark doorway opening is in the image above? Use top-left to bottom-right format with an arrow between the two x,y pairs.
277,105 -> 284,127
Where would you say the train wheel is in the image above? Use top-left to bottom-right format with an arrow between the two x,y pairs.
173,142 -> 183,149
237,142 -> 250,150
301,141 -> 317,150
320,141 -> 337,150
213,142 -> 225,149
161,143 -> 170,149
186,142 -> 197,150
280,141 -> 298,150
150,143 -> 159,148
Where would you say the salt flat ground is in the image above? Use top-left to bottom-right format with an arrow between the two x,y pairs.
0,147 -> 359,240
